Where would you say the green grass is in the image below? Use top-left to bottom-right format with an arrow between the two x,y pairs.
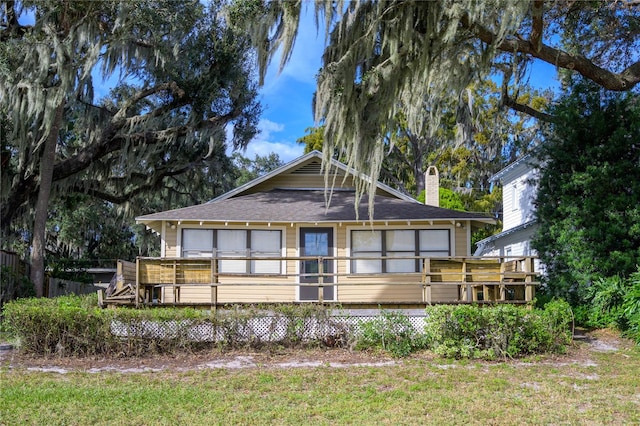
2,346 -> 639,425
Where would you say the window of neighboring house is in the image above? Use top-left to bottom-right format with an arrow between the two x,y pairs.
511,183 -> 519,211
351,229 -> 451,273
181,229 -> 282,274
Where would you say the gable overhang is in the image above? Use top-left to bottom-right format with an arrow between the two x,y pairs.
208,150 -> 418,204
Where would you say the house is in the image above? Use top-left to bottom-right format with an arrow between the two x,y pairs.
474,154 -> 540,267
104,151 -> 538,308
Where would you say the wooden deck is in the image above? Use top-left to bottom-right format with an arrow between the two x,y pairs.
99,256 -> 539,308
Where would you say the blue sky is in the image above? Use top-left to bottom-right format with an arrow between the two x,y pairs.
237,9 -> 325,163
243,12 -> 561,164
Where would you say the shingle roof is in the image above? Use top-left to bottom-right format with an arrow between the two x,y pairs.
137,189 -> 494,223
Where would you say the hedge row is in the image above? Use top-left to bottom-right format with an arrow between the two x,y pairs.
1,295 -> 574,359
423,300 -> 573,359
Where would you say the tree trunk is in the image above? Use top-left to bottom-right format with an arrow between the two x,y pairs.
30,104 -> 64,297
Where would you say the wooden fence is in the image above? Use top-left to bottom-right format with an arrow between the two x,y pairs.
101,256 -> 539,308
1,250 -> 32,306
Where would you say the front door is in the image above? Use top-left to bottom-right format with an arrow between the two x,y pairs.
299,228 -> 334,301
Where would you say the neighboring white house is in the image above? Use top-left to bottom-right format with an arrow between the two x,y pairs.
475,154 -> 540,262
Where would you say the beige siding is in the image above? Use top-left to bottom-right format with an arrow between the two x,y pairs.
150,219 -> 471,304
164,226 -> 178,257
454,226 -> 468,256
430,284 -> 460,301
242,172 -> 396,197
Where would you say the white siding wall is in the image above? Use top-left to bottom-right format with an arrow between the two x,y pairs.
502,166 -> 537,231
480,225 -> 538,258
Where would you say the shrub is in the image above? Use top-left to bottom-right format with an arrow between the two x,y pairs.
1,298 -> 353,356
423,301 -> 573,360
622,270 -> 640,344
356,310 -> 427,357
2,295 -> 112,356
577,275 -> 627,328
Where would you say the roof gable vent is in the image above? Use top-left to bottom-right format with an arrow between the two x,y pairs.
291,162 -> 322,174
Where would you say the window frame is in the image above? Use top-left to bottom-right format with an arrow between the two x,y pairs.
349,228 -> 452,274
179,227 -> 283,275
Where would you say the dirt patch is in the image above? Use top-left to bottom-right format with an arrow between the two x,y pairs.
0,329 -> 633,373
0,346 -> 402,373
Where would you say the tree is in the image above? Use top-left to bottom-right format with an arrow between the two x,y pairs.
533,81 -> 640,302
231,152 -> 284,187
230,0 -> 640,208
1,1 -> 260,295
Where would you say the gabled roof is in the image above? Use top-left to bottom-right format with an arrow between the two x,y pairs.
490,154 -> 536,184
137,189 -> 494,223
208,150 -> 418,204
136,150 -> 495,227
474,219 -> 538,255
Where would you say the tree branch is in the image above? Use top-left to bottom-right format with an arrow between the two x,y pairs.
502,95 -> 556,123
463,14 -> 640,91
529,0 -> 544,53
70,163 -> 195,204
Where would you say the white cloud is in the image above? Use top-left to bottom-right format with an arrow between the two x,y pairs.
228,118 -> 304,164
242,141 -> 304,164
257,119 -> 285,140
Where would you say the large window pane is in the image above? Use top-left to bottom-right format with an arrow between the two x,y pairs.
419,230 -> 450,253
217,230 -> 247,273
352,231 -> 382,273
352,253 -> 382,273
182,229 -> 213,258
352,230 -> 382,251
386,254 -> 416,273
251,230 -> 281,274
386,230 -> 414,251
386,230 -> 416,272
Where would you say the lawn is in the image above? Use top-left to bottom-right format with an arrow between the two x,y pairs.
1,333 -> 639,425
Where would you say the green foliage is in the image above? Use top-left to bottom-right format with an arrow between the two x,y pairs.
231,152 -> 284,187
576,275 -> 628,329
356,310 -> 427,357
1,299 -> 352,356
622,271 -> 640,343
572,268 -> 640,345
423,301 -> 573,359
534,81 -> 640,301
296,126 -> 326,154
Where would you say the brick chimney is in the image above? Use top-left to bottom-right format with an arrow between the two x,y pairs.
425,166 -> 439,207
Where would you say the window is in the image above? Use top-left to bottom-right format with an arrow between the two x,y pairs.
351,230 -> 382,273
182,229 -> 213,258
351,229 -> 450,273
181,229 -> 282,274
419,230 -> 450,257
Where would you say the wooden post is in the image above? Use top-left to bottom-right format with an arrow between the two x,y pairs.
422,258 -> 432,304
463,259 -> 472,302
524,257 -> 534,302
172,259 -> 178,305
210,257 -> 218,311
136,257 -> 140,308
318,256 -> 324,303
499,260 -> 507,301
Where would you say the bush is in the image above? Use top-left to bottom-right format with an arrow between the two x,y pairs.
1,297 -> 352,356
356,310 -> 427,357
2,295 -> 112,356
423,301 -> 573,360
2,295 -> 217,356
576,275 -> 627,328
622,270 -> 640,344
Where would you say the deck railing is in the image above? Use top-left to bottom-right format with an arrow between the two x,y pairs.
101,256 -> 539,308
